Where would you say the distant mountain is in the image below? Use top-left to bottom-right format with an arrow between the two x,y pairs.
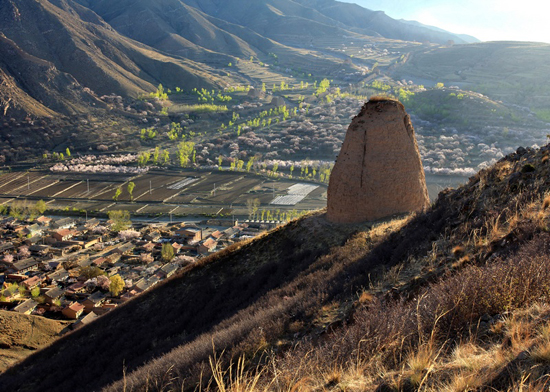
398,19 -> 479,43
0,0 -> 478,119
182,0 -> 474,45
0,0 -> 225,118
292,0 -> 477,44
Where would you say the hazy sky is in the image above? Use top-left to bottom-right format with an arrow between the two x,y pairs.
339,0 -> 550,43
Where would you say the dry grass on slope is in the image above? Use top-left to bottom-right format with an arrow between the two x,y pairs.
0,311 -> 70,373
201,145 -> 550,391
211,233 -> 550,392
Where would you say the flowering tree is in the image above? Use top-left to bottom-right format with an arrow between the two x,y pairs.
3,254 -> 14,263
93,225 -> 109,235
140,253 -> 154,264
118,230 -> 141,241
96,275 -> 110,291
173,255 -> 195,266
18,246 -> 30,259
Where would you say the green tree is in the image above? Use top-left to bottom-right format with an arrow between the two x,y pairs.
153,147 -> 160,165
246,157 -> 255,172
108,210 -> 131,232
9,201 -> 23,220
66,148 -> 71,158
79,266 -> 104,279
30,286 -> 41,298
161,243 -> 175,262
127,182 -> 135,201
177,141 -> 195,167
109,275 -> 125,296
35,200 -> 47,215
113,187 -> 122,202
161,150 -> 170,165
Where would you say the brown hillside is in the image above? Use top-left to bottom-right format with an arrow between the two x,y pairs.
0,310 -> 71,373
0,0 -> 226,118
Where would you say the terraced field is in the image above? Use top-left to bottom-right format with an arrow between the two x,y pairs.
0,169 -> 328,218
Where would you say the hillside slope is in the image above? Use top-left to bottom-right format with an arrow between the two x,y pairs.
0,311 -> 71,373
183,0 -> 473,45
395,41 -> 550,112
0,0 -> 226,118
2,138 -> 550,391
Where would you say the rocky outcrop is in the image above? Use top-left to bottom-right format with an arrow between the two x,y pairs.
247,87 -> 265,100
327,98 -> 429,223
269,95 -> 285,107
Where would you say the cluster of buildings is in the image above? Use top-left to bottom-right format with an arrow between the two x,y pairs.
0,214 -> 258,328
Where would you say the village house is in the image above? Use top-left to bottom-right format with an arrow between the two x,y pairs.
171,242 -> 183,254
121,289 -> 138,301
0,241 -> 14,253
26,223 -> 43,237
48,269 -> 69,284
29,244 -> 50,256
174,227 -> 202,243
72,311 -> 98,330
14,299 -> 39,315
44,287 -> 66,304
92,257 -> 108,267
66,281 -> 87,296
82,291 -> 106,313
52,229 -> 76,242
140,241 -> 156,253
22,275 -> 43,290
51,217 -> 76,230
113,242 -> 135,255
198,238 -> 217,255
62,302 -> 85,319
133,276 -> 160,294
144,230 -> 161,242
5,273 -> 27,283
158,263 -> 178,279
11,258 -> 40,274
84,218 -> 100,229
210,230 -> 224,240
36,216 -> 52,226
83,236 -> 102,249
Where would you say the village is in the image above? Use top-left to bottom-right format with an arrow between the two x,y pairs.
0,212 -> 276,329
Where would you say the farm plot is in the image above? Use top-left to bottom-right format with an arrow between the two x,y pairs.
0,172 -> 48,195
104,174 -> 180,203
270,183 -> 320,206
168,194 -> 197,204
205,177 -> 264,203
0,172 -> 26,193
16,176 -> 60,197
181,173 -> 232,194
167,205 -> 223,216
167,177 -> 199,190
31,180 -> 82,198
54,180 -> 118,200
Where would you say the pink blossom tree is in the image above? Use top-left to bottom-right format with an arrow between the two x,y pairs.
140,253 -> 154,264
18,246 -> 30,259
96,275 -> 110,291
